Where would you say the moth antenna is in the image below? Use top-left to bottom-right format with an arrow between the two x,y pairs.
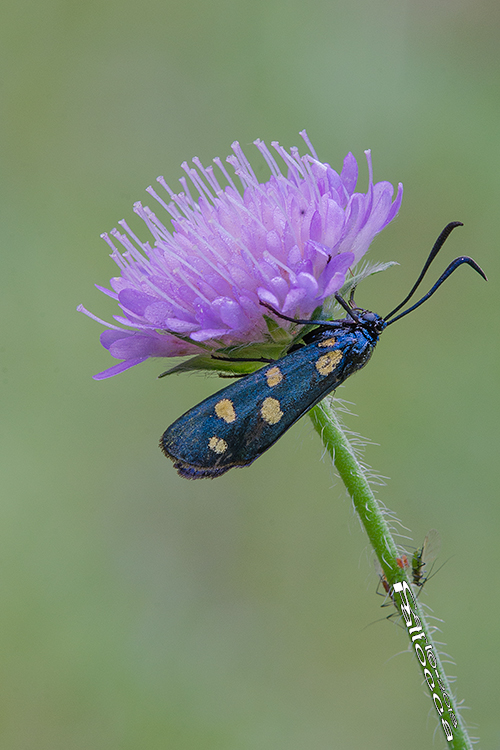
385,256 -> 486,326
385,222 -> 463,320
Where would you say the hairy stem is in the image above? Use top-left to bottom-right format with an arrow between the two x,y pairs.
310,396 -> 472,750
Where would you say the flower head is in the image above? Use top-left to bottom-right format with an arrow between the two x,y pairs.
79,132 -> 402,379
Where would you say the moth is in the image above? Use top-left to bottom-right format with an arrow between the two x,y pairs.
161,223 -> 486,479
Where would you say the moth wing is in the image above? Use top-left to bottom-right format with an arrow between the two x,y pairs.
161,341 -> 349,479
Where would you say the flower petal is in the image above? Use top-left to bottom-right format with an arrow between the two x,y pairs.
84,136 -> 402,376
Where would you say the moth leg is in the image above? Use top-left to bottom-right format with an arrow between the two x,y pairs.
211,354 -> 276,363
259,300 -> 346,327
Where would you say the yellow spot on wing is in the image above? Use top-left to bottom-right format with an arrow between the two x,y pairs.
215,398 -> 236,423
316,350 -> 342,375
265,366 -> 283,387
260,397 -> 283,425
318,337 -> 337,348
208,436 -> 228,454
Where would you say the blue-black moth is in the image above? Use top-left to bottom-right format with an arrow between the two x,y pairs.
161,223 -> 486,479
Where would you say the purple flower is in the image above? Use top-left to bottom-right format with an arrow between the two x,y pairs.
79,131 -> 402,379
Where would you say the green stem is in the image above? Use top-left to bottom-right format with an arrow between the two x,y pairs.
310,396 -> 473,750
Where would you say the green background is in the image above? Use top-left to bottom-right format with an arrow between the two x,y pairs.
2,0 -> 499,747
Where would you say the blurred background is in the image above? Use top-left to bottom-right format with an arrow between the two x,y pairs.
1,0 -> 499,747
